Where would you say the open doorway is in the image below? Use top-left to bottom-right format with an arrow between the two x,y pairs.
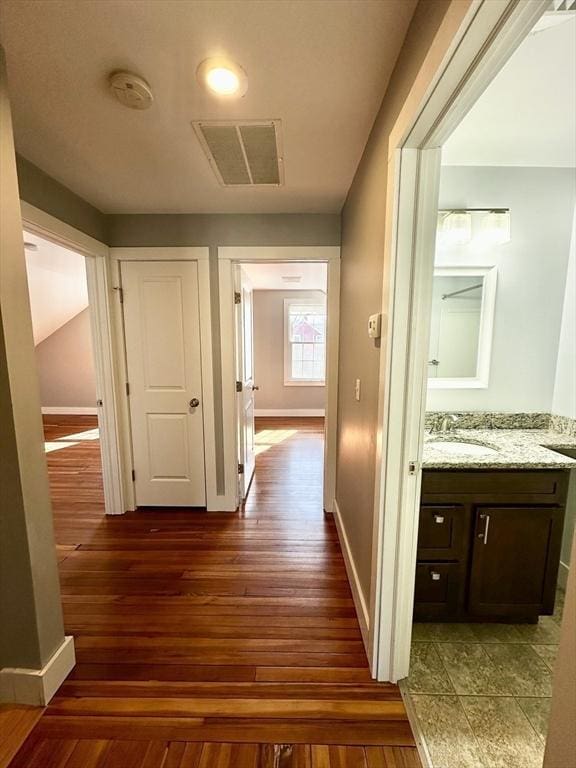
23,230 -> 106,529
236,262 -> 328,515
397,8 -> 576,767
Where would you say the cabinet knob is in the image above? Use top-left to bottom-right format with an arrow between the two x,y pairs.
430,571 -> 441,581
434,515 -> 445,524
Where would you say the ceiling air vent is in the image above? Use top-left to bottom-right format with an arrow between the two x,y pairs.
192,120 -> 284,187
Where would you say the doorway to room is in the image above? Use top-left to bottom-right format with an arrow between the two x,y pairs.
23,230 -> 106,532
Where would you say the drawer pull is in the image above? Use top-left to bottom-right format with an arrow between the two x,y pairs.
430,571 -> 441,581
433,515 -> 445,524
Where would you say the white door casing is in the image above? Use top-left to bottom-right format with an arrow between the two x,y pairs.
122,260 -> 206,507
235,266 -> 256,499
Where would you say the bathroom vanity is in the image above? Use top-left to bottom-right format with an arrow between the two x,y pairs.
415,425 -> 576,623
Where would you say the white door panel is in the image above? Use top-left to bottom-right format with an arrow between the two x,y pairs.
122,261 -> 206,507
235,267 -> 256,500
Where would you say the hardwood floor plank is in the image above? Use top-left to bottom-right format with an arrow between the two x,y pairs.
0,706 -> 43,768
9,416 -> 420,767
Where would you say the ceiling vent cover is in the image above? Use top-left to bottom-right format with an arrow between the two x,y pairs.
192,120 -> 284,187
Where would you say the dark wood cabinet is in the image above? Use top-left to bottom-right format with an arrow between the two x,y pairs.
414,470 -> 568,622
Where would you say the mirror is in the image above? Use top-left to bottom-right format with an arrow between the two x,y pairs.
428,267 -> 497,389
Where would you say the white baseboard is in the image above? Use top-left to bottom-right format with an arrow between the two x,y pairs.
0,636 -> 75,705
254,409 -> 325,417
558,560 -> 569,591
42,406 -> 98,415
333,498 -> 370,655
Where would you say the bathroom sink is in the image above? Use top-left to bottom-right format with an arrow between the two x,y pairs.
426,440 -> 499,457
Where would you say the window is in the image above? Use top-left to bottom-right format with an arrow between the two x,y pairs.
284,298 -> 326,385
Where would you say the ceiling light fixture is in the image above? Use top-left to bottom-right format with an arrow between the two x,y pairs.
23,241 -> 38,251
197,57 -> 248,98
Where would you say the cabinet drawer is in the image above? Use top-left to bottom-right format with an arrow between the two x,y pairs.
418,505 -> 464,560
422,470 -> 566,501
414,562 -> 460,620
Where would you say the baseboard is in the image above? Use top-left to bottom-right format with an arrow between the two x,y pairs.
0,636 -> 75,706
333,498 -> 370,654
254,409 -> 325,417
41,406 -> 98,415
557,560 -> 569,591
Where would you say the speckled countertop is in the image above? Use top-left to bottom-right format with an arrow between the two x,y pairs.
422,429 -> 576,470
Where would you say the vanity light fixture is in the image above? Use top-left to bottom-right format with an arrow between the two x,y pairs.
481,209 -> 511,245
438,208 -> 511,246
440,210 -> 472,245
197,57 -> 248,97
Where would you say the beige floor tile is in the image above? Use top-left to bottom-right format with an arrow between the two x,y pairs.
436,643 -> 512,696
530,643 -> 559,671
513,616 -> 561,644
482,644 -> 552,696
516,697 -> 552,743
412,623 -> 477,643
407,643 -> 455,694
467,624 -> 523,643
411,694 -> 487,768
460,695 -> 544,768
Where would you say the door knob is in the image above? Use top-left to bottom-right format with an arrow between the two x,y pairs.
189,398 -> 200,409
252,385 -> 260,391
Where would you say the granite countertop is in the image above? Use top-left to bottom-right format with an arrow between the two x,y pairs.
422,428 -> 576,470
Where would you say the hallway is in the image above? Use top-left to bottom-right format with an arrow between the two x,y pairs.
9,417 -> 419,767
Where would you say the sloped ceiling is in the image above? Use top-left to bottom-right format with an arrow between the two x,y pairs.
24,232 -> 89,345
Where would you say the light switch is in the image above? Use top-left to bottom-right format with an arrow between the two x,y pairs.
368,313 -> 382,339
355,378 -> 361,401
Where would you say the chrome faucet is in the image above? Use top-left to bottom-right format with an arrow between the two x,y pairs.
429,413 -> 458,434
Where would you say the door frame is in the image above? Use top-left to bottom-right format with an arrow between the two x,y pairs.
109,247 -> 218,511
218,246 -> 341,512
370,0 -> 550,681
21,202 -> 126,515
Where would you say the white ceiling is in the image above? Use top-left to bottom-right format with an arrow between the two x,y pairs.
443,13 -> 576,167
24,232 -> 89,345
242,262 -> 327,291
0,0 -> 417,214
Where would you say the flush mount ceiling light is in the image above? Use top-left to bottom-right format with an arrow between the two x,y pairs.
23,241 -> 38,251
282,276 -> 302,284
197,57 -> 248,98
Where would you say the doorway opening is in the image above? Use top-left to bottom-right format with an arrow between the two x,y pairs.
235,262 -> 328,517
23,230 -> 106,529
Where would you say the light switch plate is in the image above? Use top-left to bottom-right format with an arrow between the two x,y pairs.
355,379 -> 361,401
368,313 -> 382,339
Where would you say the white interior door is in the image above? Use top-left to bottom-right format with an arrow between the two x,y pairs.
122,261 -> 206,507
235,266 -> 256,500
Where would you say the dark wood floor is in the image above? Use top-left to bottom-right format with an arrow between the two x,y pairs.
9,416 -> 419,768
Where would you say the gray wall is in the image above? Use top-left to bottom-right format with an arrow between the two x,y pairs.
336,0 -> 452,601
1,48 -> 65,675
36,308 -> 96,408
17,154 -> 108,243
428,166 -> 576,413
253,290 -> 326,413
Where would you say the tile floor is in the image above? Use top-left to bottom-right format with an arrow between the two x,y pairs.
407,589 -> 565,768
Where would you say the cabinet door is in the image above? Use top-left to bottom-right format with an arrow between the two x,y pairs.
414,562 -> 461,620
468,506 -> 564,619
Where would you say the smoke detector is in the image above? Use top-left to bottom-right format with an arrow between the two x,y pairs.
109,71 -> 153,110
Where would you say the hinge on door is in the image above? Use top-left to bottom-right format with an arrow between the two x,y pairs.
131,469 -> 136,482
408,460 -> 418,475
125,382 -> 130,396
113,286 -> 124,303
236,381 -> 243,392
234,291 -> 241,305
96,399 -> 103,407
238,463 -> 244,474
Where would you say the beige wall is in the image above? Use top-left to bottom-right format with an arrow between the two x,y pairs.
36,308 -> 96,408
544,531 -> 576,768
336,0 -> 454,599
253,290 -> 326,413
0,47 -> 65,674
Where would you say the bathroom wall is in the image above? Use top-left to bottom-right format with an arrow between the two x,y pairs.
253,290 -> 326,414
428,166 -> 576,413
553,205 -> 576,421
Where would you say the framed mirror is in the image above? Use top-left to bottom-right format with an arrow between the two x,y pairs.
428,266 -> 497,389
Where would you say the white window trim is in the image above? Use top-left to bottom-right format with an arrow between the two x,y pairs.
283,297 -> 327,386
